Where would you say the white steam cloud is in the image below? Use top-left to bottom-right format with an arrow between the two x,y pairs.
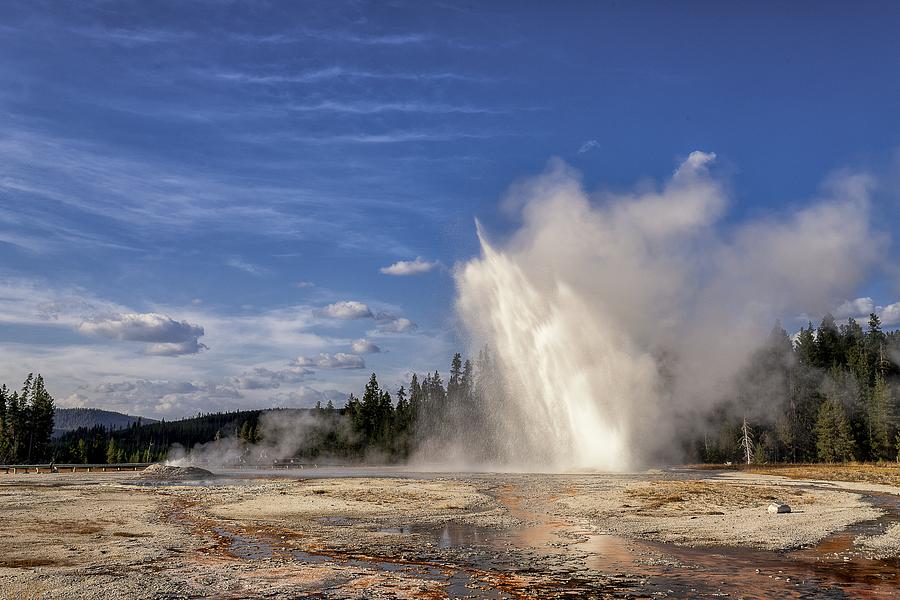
168,409 -> 354,467
455,152 -> 882,471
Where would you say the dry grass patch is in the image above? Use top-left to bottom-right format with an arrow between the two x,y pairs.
0,557 -> 71,568
23,519 -> 105,535
625,480 -> 810,514
744,463 -> 900,487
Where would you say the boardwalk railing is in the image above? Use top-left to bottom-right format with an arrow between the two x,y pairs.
1,460 -> 318,474
0,463 -> 152,474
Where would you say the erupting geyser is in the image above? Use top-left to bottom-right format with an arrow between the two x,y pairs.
455,152 -> 880,471
456,238 -> 653,471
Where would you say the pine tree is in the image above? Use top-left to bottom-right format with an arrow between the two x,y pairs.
868,373 -> 892,461
815,397 -> 855,462
409,373 -> 422,429
239,421 -> 252,443
395,385 -> 409,439
867,313 -> 889,381
377,388 -> 393,450
794,323 -> 817,367
448,353 -> 463,402
461,359 -> 474,402
6,390 -> 27,463
0,385 -> 7,462
816,314 -> 841,369
360,373 -> 381,445
429,371 -> 445,407
28,375 -> 55,462
75,438 -> 88,464
106,437 -> 119,464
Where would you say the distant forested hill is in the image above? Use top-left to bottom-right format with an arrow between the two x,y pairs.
53,408 -> 157,437
52,409 -> 267,463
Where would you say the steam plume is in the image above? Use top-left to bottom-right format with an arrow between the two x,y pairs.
455,153 -> 881,471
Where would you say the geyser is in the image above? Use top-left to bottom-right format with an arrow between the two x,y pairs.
455,152 -> 880,471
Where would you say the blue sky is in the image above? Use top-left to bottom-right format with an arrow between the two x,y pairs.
2,1 -> 899,418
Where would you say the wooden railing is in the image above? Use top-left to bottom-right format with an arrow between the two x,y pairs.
0,459 -> 318,474
0,463 -> 152,474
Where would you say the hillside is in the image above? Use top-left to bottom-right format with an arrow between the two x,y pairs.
52,408 -> 269,463
53,408 -> 157,437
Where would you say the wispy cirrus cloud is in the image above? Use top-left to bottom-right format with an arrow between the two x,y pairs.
270,386 -> 347,408
229,28 -> 434,47
228,366 -> 313,390
578,139 -> 600,154
204,66 -> 491,84
68,26 -> 196,46
285,100 -> 502,115
248,130 -> 500,145
226,257 -> 269,276
293,352 -> 365,369
0,128 -> 423,254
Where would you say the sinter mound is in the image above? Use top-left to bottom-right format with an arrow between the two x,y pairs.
138,463 -> 214,481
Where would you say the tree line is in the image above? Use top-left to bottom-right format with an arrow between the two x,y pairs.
31,311 -> 900,465
0,374 -> 55,463
49,350 -> 500,465
54,410 -> 265,464
698,313 -> 900,464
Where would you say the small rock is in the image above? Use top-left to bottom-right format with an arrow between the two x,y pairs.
767,503 -> 791,514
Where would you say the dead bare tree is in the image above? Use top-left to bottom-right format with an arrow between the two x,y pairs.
740,416 -> 754,464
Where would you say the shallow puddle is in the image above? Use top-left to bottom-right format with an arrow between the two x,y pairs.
207,471 -> 900,598
213,526 -> 515,598
570,488 -> 900,598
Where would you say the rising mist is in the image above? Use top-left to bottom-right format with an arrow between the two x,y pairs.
454,152 -> 882,471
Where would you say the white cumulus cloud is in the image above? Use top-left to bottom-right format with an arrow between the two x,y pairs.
78,312 -> 207,355
880,302 -> 900,326
834,297 -> 876,319
350,339 -> 381,354
319,300 -> 374,319
375,316 -> 417,333
380,257 -> 439,276
833,297 -> 900,327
